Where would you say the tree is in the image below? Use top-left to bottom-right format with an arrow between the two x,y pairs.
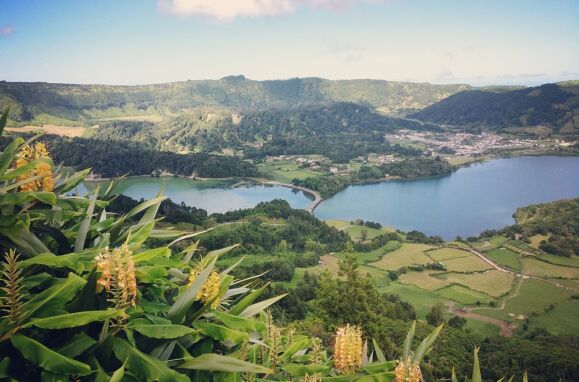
426,304 -> 445,326
448,315 -> 466,330
278,239 -> 288,253
360,228 -> 368,241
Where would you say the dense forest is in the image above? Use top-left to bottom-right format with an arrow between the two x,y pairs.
90,103 -> 435,162
411,82 -> 579,134
0,134 -> 259,178
0,77 -> 470,124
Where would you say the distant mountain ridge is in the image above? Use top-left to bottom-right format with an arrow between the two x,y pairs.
411,82 -> 579,134
0,77 -> 470,124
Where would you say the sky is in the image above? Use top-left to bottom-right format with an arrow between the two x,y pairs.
0,0 -> 577,86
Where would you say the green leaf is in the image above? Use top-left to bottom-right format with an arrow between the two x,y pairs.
355,372 -> 395,382
21,273 -> 86,320
402,321 -> 415,361
0,137 -> 23,177
109,364 -> 125,382
193,321 -> 249,345
74,186 -> 98,252
11,334 -> 91,376
53,168 -> 91,194
20,253 -> 82,273
228,282 -> 269,316
282,364 -> 330,377
126,221 -> 155,250
0,357 -> 10,378
362,361 -> 397,374
133,246 -> 170,264
179,354 -> 272,373
129,323 -> 197,339
280,338 -> 309,362
212,310 -> 266,332
167,255 -> 217,324
239,293 -> 287,318
471,347 -> 482,382
413,323 -> 442,364
112,338 -> 189,382
0,192 -> 57,206
372,339 -> 386,363
57,332 -> 97,359
23,310 -> 123,329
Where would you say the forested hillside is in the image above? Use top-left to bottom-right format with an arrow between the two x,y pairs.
91,103 -> 435,162
0,77 -> 470,123
411,82 -> 579,134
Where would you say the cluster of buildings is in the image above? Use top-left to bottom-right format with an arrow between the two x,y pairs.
385,130 -> 542,156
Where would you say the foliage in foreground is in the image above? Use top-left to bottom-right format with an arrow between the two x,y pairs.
0,109 -> 537,381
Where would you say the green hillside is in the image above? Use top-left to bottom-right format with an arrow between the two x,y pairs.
411,82 -> 579,134
0,77 -> 470,124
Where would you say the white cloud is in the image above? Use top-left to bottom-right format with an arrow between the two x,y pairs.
158,0 -> 389,21
0,25 -> 15,38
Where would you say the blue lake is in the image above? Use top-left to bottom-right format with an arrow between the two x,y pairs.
314,156 -> 579,239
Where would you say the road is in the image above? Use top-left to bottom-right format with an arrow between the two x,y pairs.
258,180 -> 323,214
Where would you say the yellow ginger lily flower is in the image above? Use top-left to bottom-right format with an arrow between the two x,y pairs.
95,245 -> 138,309
188,264 -> 221,308
15,142 -> 55,192
395,357 -> 422,382
333,324 -> 363,374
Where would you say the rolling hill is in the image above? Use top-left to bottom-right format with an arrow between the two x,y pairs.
0,76 -> 470,124
411,82 -> 579,134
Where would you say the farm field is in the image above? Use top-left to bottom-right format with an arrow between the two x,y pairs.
438,271 -> 515,297
377,283 -> 449,318
257,159 -> 320,183
399,271 -> 450,290
528,299 -> 579,336
442,254 -> 492,272
427,247 -> 470,261
522,257 -> 579,279
369,243 -> 434,270
436,284 -> 493,305
529,234 -> 549,249
536,253 -> 579,267
485,248 -> 522,271
474,279 -> 572,322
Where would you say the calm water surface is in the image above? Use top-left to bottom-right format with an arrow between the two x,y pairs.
79,177 -> 312,214
315,156 -> 579,239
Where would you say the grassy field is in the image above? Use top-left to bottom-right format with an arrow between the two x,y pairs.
427,247 -> 471,261
378,283 -> 449,318
485,248 -> 522,271
490,235 -> 509,246
442,254 -> 493,272
437,285 -> 493,305
257,160 -> 319,183
521,257 -> 579,279
369,243 -> 434,270
464,318 -> 501,338
536,253 -> 579,267
399,271 -> 450,290
528,299 -> 579,336
475,279 -> 572,322
438,271 -> 515,297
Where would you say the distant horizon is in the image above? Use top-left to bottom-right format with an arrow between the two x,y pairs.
1,75 -> 577,89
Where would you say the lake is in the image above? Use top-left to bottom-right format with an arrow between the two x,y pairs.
315,156 -> 579,239
78,177 -> 312,214
79,156 -> 578,239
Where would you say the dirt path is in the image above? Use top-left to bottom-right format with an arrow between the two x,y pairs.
452,308 -> 514,336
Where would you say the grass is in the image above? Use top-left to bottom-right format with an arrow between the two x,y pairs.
442,254 -> 493,273
438,271 -> 515,297
485,248 -> 522,271
536,253 -> 579,267
490,235 -> 509,246
528,299 -> 579,336
427,247 -> 471,262
464,318 -> 501,338
257,160 -> 319,183
369,243 -> 435,271
529,234 -> 549,249
436,285 -> 492,305
354,241 -> 402,263
521,257 -> 579,279
377,283 -> 449,318
475,279 -> 572,322
399,271 -> 450,291
342,226 -> 384,241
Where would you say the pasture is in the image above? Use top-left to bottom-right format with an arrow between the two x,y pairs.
427,247 -> 471,261
521,257 -> 579,279
442,254 -> 493,272
485,248 -> 522,271
369,243 -> 435,270
436,285 -> 493,305
439,271 -> 515,297
399,271 -> 450,290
